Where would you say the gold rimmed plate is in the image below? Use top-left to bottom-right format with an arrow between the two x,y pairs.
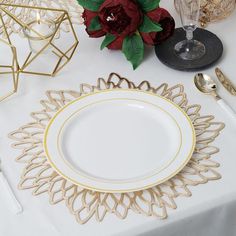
44,89 -> 196,193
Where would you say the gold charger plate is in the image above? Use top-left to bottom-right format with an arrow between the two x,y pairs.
9,73 -> 224,224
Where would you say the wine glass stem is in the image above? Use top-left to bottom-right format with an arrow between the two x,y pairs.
186,30 -> 193,41
185,30 -> 193,50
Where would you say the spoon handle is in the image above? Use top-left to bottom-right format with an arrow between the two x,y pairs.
217,99 -> 236,124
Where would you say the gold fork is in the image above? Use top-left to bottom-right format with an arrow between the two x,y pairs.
215,68 -> 236,96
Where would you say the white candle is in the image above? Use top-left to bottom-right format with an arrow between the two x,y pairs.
24,13 -> 56,54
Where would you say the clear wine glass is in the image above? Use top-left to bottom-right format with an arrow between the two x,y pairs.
174,0 -> 206,60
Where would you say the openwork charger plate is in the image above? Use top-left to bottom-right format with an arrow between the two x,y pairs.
9,73 -> 224,224
44,89 -> 196,193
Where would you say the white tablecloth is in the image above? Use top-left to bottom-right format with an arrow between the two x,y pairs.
0,2 -> 236,236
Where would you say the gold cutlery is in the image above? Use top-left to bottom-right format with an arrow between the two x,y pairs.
194,73 -> 236,124
215,67 -> 236,96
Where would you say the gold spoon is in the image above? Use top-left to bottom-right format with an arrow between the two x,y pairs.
194,73 -> 236,124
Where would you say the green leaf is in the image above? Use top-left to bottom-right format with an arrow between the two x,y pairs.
139,15 -> 163,33
100,34 -> 116,50
136,0 -> 160,12
88,16 -> 101,31
77,0 -> 103,11
122,34 -> 144,70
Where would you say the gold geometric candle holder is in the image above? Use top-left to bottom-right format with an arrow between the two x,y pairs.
0,14 -> 20,102
0,0 -> 84,37
0,3 -> 78,76
0,3 -> 79,101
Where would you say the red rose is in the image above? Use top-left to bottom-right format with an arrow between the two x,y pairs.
107,36 -> 125,50
141,8 -> 175,45
98,0 -> 143,37
83,9 -> 106,38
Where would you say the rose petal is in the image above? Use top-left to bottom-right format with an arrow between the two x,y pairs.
141,8 -> 175,45
107,36 -> 125,50
98,0 -> 143,37
83,9 -> 106,38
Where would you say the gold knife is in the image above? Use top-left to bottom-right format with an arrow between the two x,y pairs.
215,68 -> 236,96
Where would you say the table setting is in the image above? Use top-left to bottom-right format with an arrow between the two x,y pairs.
0,0 -> 236,236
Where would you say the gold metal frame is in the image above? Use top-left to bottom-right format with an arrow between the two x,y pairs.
0,3 -> 79,101
0,13 -> 20,102
0,0 -> 84,36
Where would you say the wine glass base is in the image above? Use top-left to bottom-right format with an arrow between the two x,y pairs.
174,40 -> 206,60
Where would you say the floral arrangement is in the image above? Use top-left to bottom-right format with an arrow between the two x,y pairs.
77,0 -> 175,69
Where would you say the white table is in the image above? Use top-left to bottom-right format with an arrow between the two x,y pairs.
0,2 -> 236,236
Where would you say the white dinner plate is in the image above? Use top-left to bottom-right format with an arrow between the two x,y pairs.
44,89 -> 196,193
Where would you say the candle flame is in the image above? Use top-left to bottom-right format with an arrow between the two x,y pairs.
36,11 -> 41,24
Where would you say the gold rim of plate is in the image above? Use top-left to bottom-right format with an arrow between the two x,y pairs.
43,89 -> 196,193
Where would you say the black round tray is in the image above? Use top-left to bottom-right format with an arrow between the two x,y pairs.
155,28 -> 223,71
